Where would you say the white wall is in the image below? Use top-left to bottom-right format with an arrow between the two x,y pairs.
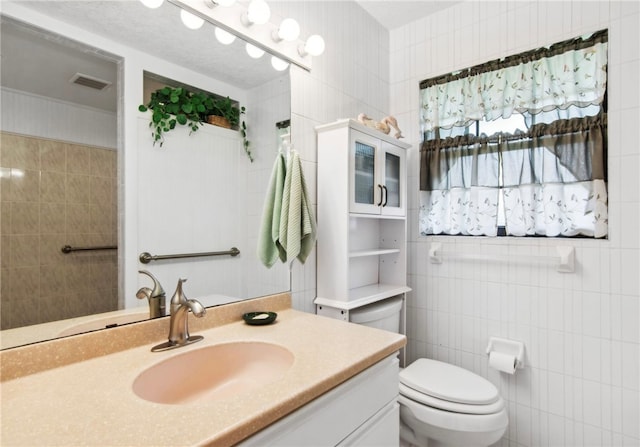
246,74 -> 292,299
0,87 -> 117,149
389,1 -> 640,446
276,0 -> 392,313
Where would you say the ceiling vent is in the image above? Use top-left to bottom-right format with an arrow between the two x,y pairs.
69,73 -> 112,91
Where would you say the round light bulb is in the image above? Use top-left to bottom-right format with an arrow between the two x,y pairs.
246,43 -> 265,59
180,9 -> 204,30
140,0 -> 164,8
271,56 -> 289,71
215,27 -> 236,45
303,34 -> 325,56
246,0 -> 270,25
277,18 -> 300,42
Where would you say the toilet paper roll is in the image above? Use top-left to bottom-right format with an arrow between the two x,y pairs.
489,351 -> 517,374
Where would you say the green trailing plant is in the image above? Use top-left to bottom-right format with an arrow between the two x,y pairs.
138,86 -> 252,162
205,96 -> 253,162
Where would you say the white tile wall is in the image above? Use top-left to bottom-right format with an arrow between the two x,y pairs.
385,1 -> 640,446
272,0 -> 392,313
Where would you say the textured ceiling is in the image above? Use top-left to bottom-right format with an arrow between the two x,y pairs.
1,0 -> 284,112
2,1 -> 457,112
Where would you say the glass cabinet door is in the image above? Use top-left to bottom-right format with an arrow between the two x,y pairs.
354,140 -> 376,206
350,129 -> 406,216
379,140 -> 406,217
350,130 -> 382,214
384,152 -> 401,208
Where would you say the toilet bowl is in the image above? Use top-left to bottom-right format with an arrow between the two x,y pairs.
398,358 -> 508,447
348,297 -> 508,447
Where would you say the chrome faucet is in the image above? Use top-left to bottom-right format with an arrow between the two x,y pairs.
136,270 -> 166,318
151,278 -> 206,352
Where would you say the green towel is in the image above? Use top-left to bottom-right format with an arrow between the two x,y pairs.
279,150 -> 317,264
257,152 -> 286,268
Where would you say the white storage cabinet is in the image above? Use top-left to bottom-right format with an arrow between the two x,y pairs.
314,119 -> 411,320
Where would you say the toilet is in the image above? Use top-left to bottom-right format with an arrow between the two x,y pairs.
350,297 -> 508,447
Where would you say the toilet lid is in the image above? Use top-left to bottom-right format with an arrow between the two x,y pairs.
399,383 -> 505,415
399,359 -> 499,405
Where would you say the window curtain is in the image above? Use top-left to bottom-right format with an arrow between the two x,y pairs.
420,136 -> 501,236
419,30 -> 608,238
500,116 -> 608,237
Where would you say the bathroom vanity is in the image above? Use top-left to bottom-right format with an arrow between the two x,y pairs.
0,294 -> 405,446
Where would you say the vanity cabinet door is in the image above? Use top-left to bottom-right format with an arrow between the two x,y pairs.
337,401 -> 399,447
238,354 -> 399,447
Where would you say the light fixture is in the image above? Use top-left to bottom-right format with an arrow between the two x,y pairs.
170,0 -> 324,71
246,42 -> 265,59
273,18 -> 300,42
140,0 -> 164,8
215,27 -> 236,44
299,34 -> 325,57
243,0 -> 270,25
180,9 -> 204,29
271,56 -> 289,71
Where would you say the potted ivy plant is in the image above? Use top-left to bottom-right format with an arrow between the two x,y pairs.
205,97 -> 253,162
138,86 -> 252,162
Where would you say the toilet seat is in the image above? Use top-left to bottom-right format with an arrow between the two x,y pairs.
399,383 -> 504,415
399,359 -> 503,415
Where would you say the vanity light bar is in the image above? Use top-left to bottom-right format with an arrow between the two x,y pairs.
168,0 -> 313,71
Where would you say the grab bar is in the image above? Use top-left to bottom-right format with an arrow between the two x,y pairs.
139,247 -> 240,264
61,245 -> 117,254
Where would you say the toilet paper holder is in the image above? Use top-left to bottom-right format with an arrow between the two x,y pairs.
485,337 -> 525,369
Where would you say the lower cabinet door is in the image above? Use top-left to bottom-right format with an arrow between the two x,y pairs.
238,354 -> 399,447
338,401 -> 399,447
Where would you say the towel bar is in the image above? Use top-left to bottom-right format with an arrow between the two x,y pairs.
61,245 -> 117,253
139,247 -> 240,264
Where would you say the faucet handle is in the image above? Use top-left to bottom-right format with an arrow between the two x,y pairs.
138,270 -> 167,318
138,270 -> 165,298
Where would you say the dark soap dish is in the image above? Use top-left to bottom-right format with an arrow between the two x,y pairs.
243,311 -> 277,326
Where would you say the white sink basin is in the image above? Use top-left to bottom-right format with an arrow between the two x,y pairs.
132,342 -> 294,404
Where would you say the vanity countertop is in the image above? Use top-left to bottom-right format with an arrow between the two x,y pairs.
0,299 -> 406,446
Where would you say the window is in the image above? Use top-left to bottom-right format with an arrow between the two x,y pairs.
419,30 -> 608,238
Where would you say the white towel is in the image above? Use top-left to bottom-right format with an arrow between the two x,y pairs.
279,150 -> 316,264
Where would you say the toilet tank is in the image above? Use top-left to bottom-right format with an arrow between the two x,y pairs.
349,296 -> 403,333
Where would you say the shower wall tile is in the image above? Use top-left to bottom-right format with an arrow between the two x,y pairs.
10,169 -> 39,202
389,1 -> 640,446
40,139 -> 66,172
10,202 -> 39,235
0,132 -> 118,329
66,144 -> 91,175
40,171 -> 66,203
40,203 -> 66,234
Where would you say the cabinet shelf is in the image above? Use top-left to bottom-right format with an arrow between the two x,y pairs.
315,284 -> 412,310
349,248 -> 400,258
349,213 -> 406,221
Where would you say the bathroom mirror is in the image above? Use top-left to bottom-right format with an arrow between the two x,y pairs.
0,0 -> 292,349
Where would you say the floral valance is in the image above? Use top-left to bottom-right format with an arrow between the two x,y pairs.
420,39 -> 608,132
